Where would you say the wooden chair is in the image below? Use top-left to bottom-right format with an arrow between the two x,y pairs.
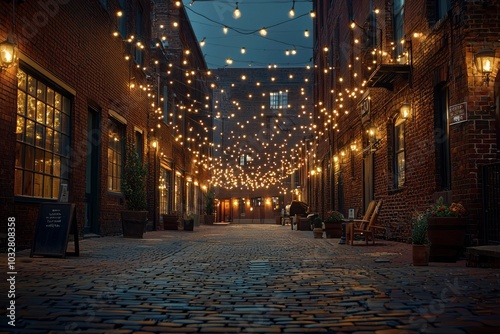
346,200 -> 384,245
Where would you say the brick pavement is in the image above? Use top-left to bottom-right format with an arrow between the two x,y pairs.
1,224 -> 500,333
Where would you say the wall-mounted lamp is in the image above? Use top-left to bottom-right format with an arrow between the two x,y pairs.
474,48 -> 496,86
400,103 -> 412,120
0,33 -> 17,69
368,126 -> 377,143
151,140 -> 158,149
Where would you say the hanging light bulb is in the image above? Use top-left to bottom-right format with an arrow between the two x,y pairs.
241,47 -> 246,54
200,37 -> 206,47
226,58 -> 233,65
259,27 -> 267,36
233,2 -> 241,19
289,1 -> 295,18
285,49 -> 290,56
304,29 -> 310,37
223,26 -> 228,34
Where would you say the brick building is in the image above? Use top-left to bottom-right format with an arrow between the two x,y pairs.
0,0 -> 211,249
211,67 -> 313,223
308,0 -> 499,243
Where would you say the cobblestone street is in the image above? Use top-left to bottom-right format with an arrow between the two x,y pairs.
2,224 -> 500,333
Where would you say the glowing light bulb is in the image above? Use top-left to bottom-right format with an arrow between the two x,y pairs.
233,2 -> 241,19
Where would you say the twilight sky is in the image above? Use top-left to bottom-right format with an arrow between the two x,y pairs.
183,0 -> 313,69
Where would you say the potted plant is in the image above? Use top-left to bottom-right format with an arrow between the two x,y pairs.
312,217 -> 324,238
324,210 -> 344,238
411,212 -> 430,266
121,141 -> 148,238
183,212 -> 194,231
203,187 -> 216,225
425,197 -> 467,262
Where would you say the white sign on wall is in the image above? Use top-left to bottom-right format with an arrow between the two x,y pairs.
449,102 -> 467,125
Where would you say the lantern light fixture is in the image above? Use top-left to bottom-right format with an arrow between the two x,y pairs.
0,33 -> 17,69
474,48 -> 496,86
400,103 -> 412,120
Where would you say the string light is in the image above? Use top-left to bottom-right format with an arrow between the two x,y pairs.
289,1 -> 295,18
233,2 -> 241,19
259,27 -> 267,36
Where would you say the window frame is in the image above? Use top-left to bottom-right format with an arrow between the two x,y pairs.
392,0 -> 405,57
107,117 -> 125,193
15,67 -> 72,200
269,91 -> 288,110
393,117 -> 406,189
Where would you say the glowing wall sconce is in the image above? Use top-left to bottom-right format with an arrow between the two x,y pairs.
474,48 -> 496,86
368,126 -> 377,143
0,34 -> 17,69
400,103 -> 412,120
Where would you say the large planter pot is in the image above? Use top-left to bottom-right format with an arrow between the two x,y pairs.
412,244 -> 430,266
324,221 -> 342,238
204,214 -> 215,225
162,214 -> 179,230
121,210 -> 148,238
183,219 -> 194,231
428,217 -> 467,262
313,227 -> 323,238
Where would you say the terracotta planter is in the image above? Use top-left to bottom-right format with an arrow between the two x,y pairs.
324,221 -> 342,238
313,227 -> 323,238
121,210 -> 148,238
412,244 -> 430,266
428,217 -> 466,262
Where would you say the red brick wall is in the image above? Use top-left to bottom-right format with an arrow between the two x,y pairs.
312,0 -> 500,243
0,0 -> 152,249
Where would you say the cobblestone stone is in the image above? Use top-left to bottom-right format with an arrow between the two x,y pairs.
1,224 -> 500,333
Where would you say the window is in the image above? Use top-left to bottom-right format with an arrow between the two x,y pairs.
272,196 -> 280,211
118,0 -> 127,39
99,0 -> 108,10
393,0 -> 405,57
159,167 -> 171,214
436,0 -> 451,21
135,130 -> 143,162
134,3 -> 143,66
394,117 -> 406,188
239,154 -> 252,166
174,172 -> 182,214
435,86 -> 451,190
270,91 -> 288,110
15,69 -> 71,199
107,117 -> 125,192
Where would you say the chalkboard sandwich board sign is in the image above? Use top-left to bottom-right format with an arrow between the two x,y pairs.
31,203 -> 79,258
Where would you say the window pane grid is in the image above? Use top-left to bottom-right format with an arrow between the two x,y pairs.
15,69 -> 70,199
107,118 -> 124,192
